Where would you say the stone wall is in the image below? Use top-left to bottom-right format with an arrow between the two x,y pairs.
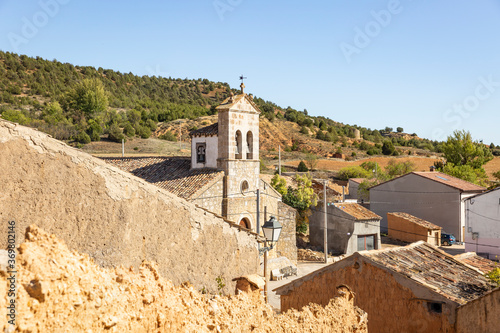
278,256 -> 457,333
456,288 -> 500,333
191,176 -> 224,216
0,120 -> 259,294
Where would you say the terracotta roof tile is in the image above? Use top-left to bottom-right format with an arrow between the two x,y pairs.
413,172 -> 485,192
455,252 -> 499,274
388,212 -> 442,230
333,202 -> 381,221
189,123 -> 218,137
362,242 -> 495,304
101,157 -> 224,200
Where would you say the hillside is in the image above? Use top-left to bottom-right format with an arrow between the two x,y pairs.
0,51 -> 445,156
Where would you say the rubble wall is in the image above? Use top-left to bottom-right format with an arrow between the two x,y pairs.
0,120 -> 259,294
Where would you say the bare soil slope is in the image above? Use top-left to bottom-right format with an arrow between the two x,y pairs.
1,225 -> 367,333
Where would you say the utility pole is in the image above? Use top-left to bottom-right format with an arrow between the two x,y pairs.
179,121 -> 182,150
121,139 -> 124,157
256,189 -> 260,234
278,145 -> 281,176
324,179 -> 328,264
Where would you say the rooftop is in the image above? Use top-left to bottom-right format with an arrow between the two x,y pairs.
362,242 -> 494,304
275,241 -> 496,305
455,252 -> 499,274
101,157 -> 224,200
333,202 -> 381,221
413,172 -> 485,192
370,171 -> 485,193
349,178 -> 366,184
216,93 -> 261,113
190,123 -> 218,137
388,212 -> 442,230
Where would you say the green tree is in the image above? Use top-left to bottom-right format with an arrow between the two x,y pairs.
304,153 -> 318,170
66,78 -> 108,117
396,127 -> 404,133
271,174 -> 287,196
42,101 -> 65,125
123,123 -> 136,137
282,174 -> 318,233
357,179 -> 379,202
297,161 -> 309,172
108,123 -> 124,142
384,159 -> 416,179
337,166 -> 371,180
382,140 -> 396,155
441,163 -> 489,187
442,130 -> 493,169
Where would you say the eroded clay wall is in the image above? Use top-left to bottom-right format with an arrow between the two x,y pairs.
280,258 -> 455,333
456,288 -> 500,333
0,121 -> 259,294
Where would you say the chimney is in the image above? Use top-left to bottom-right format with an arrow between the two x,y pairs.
429,165 -> 436,172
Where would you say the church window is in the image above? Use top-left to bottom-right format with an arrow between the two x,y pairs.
196,143 -> 206,163
235,130 -> 242,159
246,131 -> 253,159
241,180 -> 249,194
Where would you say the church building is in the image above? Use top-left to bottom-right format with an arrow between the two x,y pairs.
102,83 -> 297,269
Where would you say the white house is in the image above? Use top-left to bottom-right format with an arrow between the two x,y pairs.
464,187 -> 500,260
370,171 -> 485,242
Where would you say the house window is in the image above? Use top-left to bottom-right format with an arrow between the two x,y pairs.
357,235 -> 375,251
235,130 -> 242,159
196,143 -> 206,163
246,131 -> 253,159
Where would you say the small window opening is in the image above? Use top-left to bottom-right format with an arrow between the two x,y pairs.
241,180 -> 249,194
427,302 -> 442,314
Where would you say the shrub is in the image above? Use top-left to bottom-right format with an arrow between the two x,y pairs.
297,161 -> 308,172
74,131 -> 91,144
123,123 -> 136,137
337,166 -> 371,180
108,123 -> 125,142
159,130 -> 177,142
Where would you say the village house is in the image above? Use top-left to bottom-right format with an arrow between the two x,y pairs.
370,171 -> 485,241
346,178 -> 365,201
104,84 -> 297,271
464,187 -> 500,260
309,202 -> 381,256
274,241 -> 500,333
387,212 -> 442,246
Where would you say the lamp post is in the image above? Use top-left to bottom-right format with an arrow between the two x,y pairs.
259,216 -> 282,303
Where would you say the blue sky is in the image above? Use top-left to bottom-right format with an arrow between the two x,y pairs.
1,0 -> 500,144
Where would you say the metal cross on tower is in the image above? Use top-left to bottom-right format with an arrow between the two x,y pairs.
239,75 -> 247,83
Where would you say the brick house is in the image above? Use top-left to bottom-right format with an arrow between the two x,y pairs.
387,212 -> 442,246
309,202 -> 381,256
103,84 -> 297,269
370,171 -> 485,241
274,241 -> 500,333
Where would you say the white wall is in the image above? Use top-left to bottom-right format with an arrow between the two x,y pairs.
465,189 -> 500,260
191,136 -> 218,169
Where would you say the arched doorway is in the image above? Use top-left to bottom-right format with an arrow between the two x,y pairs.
239,217 -> 251,230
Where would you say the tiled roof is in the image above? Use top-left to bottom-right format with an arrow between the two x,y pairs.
413,172 -> 485,192
349,178 -> 366,184
388,212 -> 442,230
101,157 -> 224,200
216,93 -> 261,113
362,242 -> 495,304
333,202 -> 381,221
455,252 -> 499,274
190,123 -> 218,137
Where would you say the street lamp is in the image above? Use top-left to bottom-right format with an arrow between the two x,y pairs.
259,216 -> 282,303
